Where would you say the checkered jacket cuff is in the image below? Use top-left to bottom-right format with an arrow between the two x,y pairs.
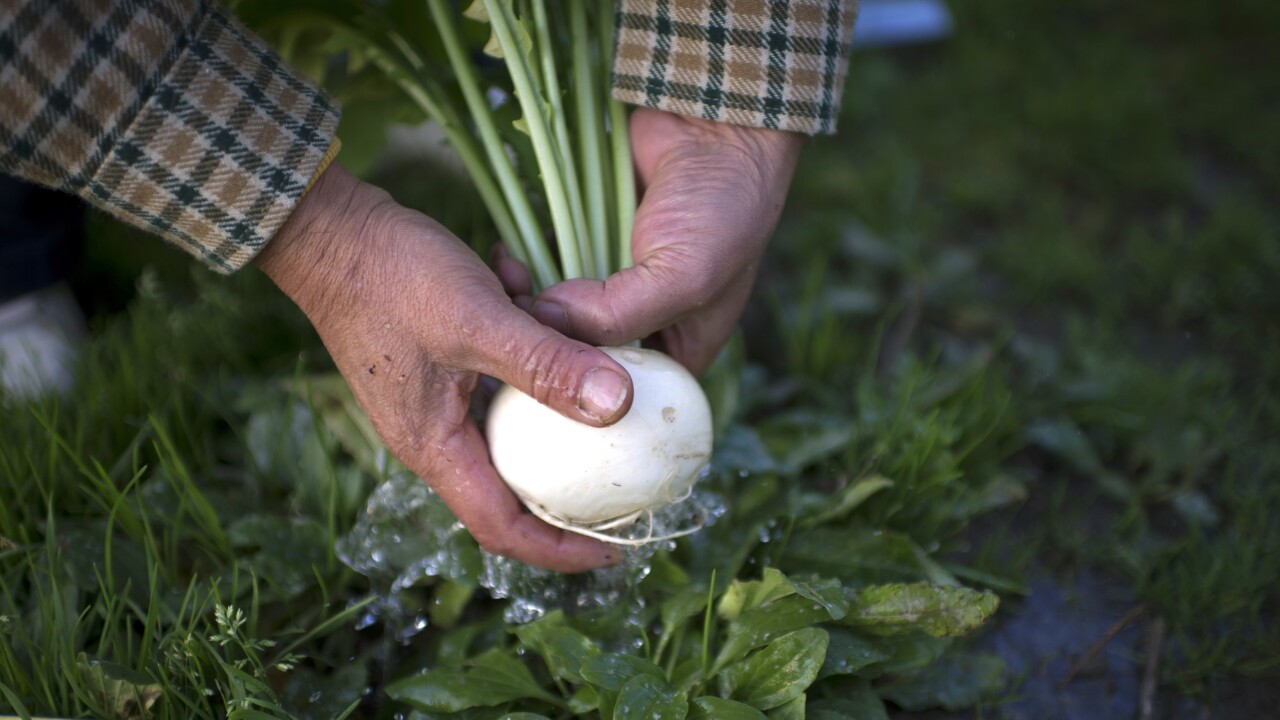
0,1 -> 340,273
613,0 -> 858,135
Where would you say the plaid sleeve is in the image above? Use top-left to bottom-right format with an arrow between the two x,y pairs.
0,0 -> 340,273
612,0 -> 858,135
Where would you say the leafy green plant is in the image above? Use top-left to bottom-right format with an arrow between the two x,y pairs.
11,0 -> 1277,717
235,3 -> 1013,716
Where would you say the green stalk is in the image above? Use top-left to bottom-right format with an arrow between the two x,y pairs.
600,2 -> 636,269
425,0 -> 560,289
532,0 -> 594,278
571,2 -> 610,277
367,41 -> 541,281
484,0 -> 583,279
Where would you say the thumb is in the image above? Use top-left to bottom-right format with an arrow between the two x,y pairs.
531,255 -> 697,348
466,301 -> 634,427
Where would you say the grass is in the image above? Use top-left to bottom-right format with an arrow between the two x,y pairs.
3,0 -> 1280,716
777,0 -> 1280,705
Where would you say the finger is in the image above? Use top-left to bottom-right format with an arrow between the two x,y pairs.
460,299 -> 635,427
489,243 -> 533,298
531,250 -> 712,348
422,419 -> 619,572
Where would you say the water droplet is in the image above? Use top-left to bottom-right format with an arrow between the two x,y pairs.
336,474 -> 727,649
309,691 -> 322,703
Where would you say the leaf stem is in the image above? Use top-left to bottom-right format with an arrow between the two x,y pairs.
367,40 -> 537,280
600,2 -> 636,269
572,3 -> 611,278
485,0 -> 583,279
532,0 -> 594,278
424,1 -> 560,289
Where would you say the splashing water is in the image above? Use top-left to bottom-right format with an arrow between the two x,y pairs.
337,472 -> 726,636
336,474 -> 476,592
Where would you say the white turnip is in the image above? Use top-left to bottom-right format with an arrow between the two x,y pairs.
486,347 -> 713,544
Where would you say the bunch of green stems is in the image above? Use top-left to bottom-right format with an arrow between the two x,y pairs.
367,0 -> 635,292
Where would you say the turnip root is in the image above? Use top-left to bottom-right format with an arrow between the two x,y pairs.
486,347 -> 713,545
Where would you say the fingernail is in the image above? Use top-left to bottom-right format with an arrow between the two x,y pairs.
578,367 -> 628,422
532,300 -> 569,332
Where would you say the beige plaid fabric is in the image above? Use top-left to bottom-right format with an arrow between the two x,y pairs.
613,0 -> 859,135
0,0 -> 339,273
1,1 -> 854,275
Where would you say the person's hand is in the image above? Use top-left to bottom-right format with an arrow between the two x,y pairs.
256,165 -> 634,572
525,108 -> 804,374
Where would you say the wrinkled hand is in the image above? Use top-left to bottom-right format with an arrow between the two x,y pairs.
526,108 -> 804,374
257,165 -> 633,572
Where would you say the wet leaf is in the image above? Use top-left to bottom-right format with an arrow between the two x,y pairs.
514,611 -> 601,684
877,653 -> 1007,711
429,580 -> 474,629
764,693 -> 804,720
386,648 -> 557,712
613,674 -> 687,720
808,680 -> 889,719
387,667 -> 493,712
407,709 -> 510,720
568,686 -> 599,714
781,526 -> 952,584
657,586 -> 709,656
689,696 -> 767,720
857,633 -> 951,677
786,576 -> 848,621
435,620 -> 492,666
718,568 -> 795,621
282,663 -> 367,720
843,583 -> 998,638
713,593 -> 842,672
817,627 -> 892,679
580,653 -> 665,692
467,649 -> 560,702
722,628 -> 828,711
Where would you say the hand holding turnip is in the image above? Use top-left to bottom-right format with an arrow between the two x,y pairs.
528,108 -> 805,374
257,165 -> 633,572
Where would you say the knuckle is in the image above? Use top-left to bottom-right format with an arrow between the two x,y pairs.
594,309 -> 631,346
515,335 -> 585,406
